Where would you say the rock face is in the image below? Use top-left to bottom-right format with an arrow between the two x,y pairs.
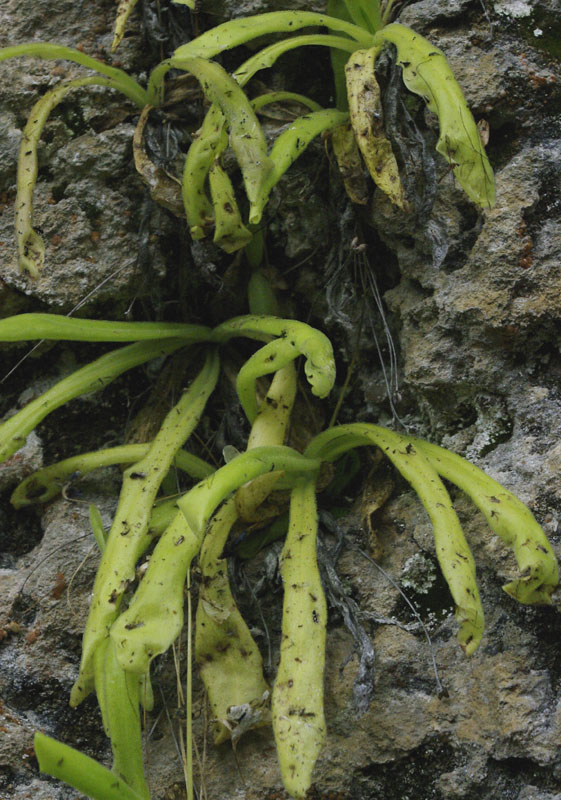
1,1 -> 561,799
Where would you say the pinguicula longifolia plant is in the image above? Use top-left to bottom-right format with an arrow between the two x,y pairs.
162,0 -> 495,251
0,3 -> 554,800
0,306 -> 558,799
2,0 -> 495,272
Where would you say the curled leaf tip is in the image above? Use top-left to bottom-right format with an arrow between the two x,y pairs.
374,23 -> 496,210
501,537 -> 559,605
502,572 -> 557,606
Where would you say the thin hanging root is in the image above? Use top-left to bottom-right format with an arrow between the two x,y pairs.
272,477 -> 326,800
236,362 -> 297,522
306,424 -> 485,655
345,46 -> 406,209
413,439 -> 559,604
195,499 -> 270,744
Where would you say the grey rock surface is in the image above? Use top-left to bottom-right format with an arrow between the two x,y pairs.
1,0 -> 561,799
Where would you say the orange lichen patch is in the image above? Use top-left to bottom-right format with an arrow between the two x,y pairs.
0,621 -> 22,642
50,571 -> 67,600
519,53 -> 557,90
25,626 -> 41,645
515,219 -> 533,269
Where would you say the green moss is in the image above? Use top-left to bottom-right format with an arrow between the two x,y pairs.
517,10 -> 561,60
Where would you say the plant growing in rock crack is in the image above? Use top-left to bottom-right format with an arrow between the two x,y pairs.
1,0 -> 495,274
0,3 -> 555,800
0,304 -> 557,798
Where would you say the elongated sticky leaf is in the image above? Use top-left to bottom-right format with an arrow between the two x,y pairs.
236,362 -> 297,521
306,424 -> 485,655
251,108 -> 349,223
0,338 -> 186,465
345,46 -> 405,208
15,77 -> 142,276
273,477 -> 326,799
112,0 -> 141,51
208,160 -> 252,252
341,0 -> 382,33
173,57 -> 272,225
252,91 -> 322,113
180,34 -> 357,236
172,11 -> 372,62
182,103 -> 226,238
34,732 -> 145,800
331,122 -> 370,204
111,446 -> 321,674
11,443 -> 213,508
0,313 -> 211,342
211,316 -> 335,423
414,438 -> 558,604
373,24 -> 495,208
195,498 -> 270,743
71,349 -> 220,705
94,639 -> 149,799
0,44 -> 147,107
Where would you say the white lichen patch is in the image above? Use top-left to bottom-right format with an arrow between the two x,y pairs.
494,0 -> 533,18
401,553 -> 437,594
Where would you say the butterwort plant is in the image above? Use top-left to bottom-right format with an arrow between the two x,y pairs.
0,307 -> 557,799
0,3 -> 547,800
1,0 -> 494,273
